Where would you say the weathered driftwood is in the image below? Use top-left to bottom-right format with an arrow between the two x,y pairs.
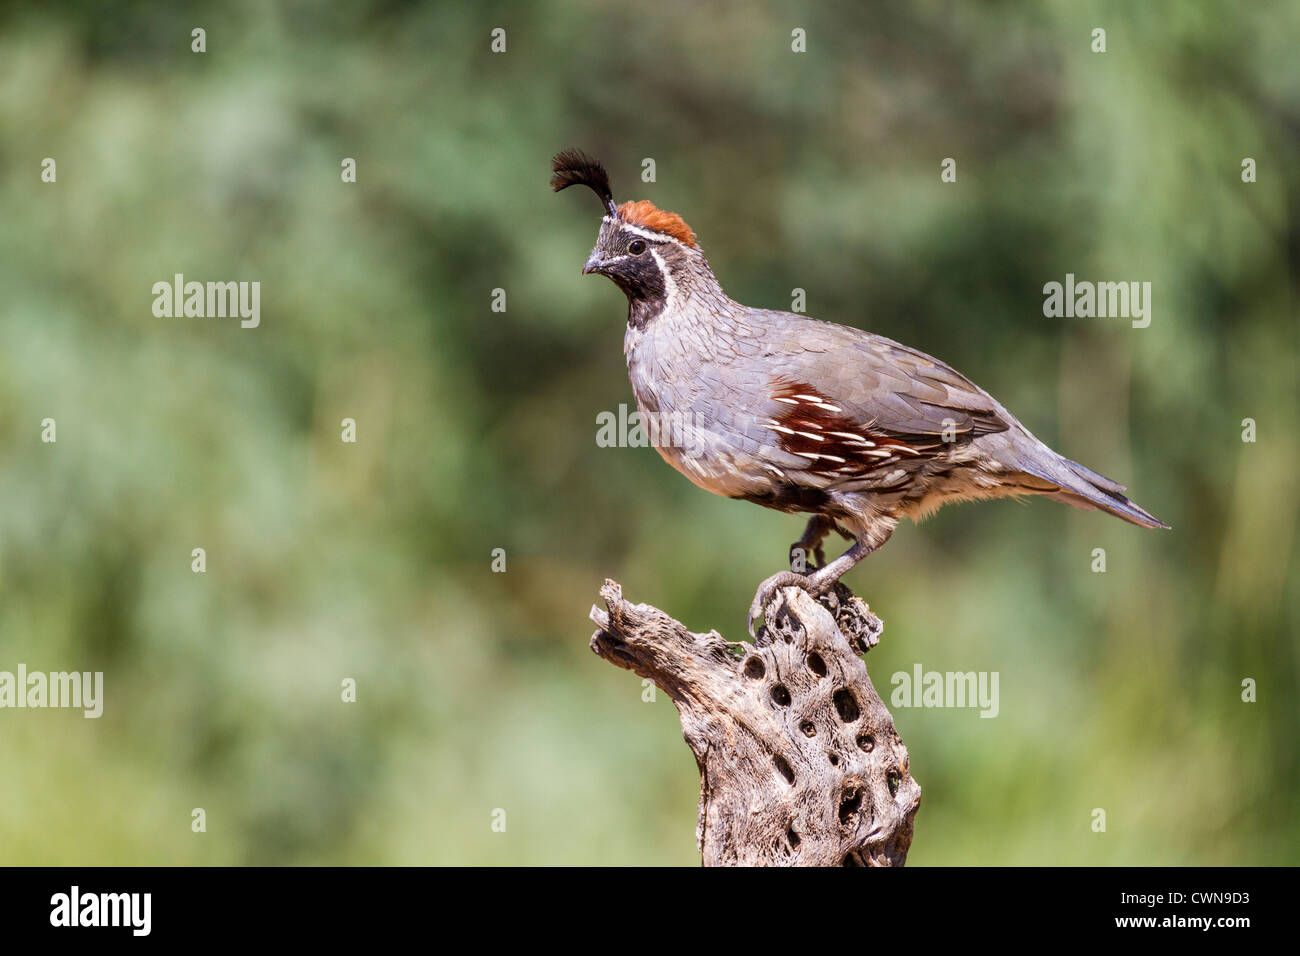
589,579 -> 920,866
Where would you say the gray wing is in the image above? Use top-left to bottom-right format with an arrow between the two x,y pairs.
728,312 -> 1011,480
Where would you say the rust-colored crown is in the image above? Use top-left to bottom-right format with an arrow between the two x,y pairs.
618,200 -> 697,248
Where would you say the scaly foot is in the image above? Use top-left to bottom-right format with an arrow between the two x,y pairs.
790,515 -> 853,571
748,570 -> 823,639
748,536 -> 879,639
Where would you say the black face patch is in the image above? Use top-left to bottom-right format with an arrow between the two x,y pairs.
611,255 -> 667,329
606,249 -> 663,297
587,221 -> 679,328
593,230 -> 668,329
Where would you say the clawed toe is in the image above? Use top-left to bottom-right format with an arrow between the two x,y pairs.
750,529 -> 874,639
748,571 -> 820,639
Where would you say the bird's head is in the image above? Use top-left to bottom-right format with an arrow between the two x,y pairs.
551,149 -> 704,324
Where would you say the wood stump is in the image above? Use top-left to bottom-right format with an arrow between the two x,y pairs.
589,579 -> 920,866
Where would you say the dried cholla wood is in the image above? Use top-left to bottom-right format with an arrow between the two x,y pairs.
589,579 -> 920,866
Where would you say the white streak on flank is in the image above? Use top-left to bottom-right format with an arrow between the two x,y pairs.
761,422 -> 796,435
773,397 -> 799,405
793,452 -> 847,463
828,432 -> 874,445
790,394 -> 842,412
795,431 -> 825,442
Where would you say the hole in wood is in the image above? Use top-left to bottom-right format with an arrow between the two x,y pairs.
786,826 -> 801,848
773,753 -> 795,785
771,684 -> 792,707
806,652 -> 827,677
856,733 -> 875,753
888,769 -> 901,797
829,752 -> 840,766
742,657 -> 766,679
833,688 -> 860,723
800,721 -> 816,737
838,786 -> 862,826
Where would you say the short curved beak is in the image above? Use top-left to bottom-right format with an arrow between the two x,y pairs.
581,252 -> 604,276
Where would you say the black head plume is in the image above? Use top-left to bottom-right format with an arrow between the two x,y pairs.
550,149 -> 618,217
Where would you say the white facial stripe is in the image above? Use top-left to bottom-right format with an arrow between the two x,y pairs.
649,248 -> 678,308
601,216 -> 695,252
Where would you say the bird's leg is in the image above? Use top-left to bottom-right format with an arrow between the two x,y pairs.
805,538 -> 876,592
748,517 -> 844,641
747,570 -> 813,639
749,537 -> 880,639
790,515 -> 854,569
791,515 -> 833,569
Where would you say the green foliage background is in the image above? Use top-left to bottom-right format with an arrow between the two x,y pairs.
0,0 -> 1296,864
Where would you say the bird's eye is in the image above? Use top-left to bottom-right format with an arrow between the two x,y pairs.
628,239 -> 647,255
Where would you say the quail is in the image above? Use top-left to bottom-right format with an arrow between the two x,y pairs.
551,149 -> 1169,636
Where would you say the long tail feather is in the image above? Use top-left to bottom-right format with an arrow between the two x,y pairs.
1020,456 -> 1170,530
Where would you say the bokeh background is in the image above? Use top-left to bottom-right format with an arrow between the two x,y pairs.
0,0 -> 1296,865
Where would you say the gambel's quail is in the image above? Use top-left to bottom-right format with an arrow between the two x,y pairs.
551,149 -> 1169,635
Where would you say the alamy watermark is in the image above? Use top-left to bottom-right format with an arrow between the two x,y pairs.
50,886 -> 150,936
890,664 -> 999,718
152,274 -> 260,328
1042,273 -> 1151,328
596,403 -> 706,459
0,665 -> 103,718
